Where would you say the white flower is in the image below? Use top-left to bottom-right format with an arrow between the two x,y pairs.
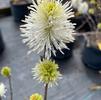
78,2 -> 88,14
0,83 -> 7,97
20,0 -> 75,59
71,0 -> 82,9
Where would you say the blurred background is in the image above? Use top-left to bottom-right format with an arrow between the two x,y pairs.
0,0 -> 101,100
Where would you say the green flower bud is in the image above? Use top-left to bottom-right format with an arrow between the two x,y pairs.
30,93 -> 43,100
32,59 -> 62,87
97,23 -> 101,30
88,8 -> 94,14
90,0 -> 96,4
1,66 -> 11,77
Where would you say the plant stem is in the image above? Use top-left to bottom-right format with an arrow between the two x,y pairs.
78,15 -> 94,31
75,15 -> 88,31
76,20 -> 86,31
40,45 -> 46,61
44,83 -> 48,100
87,14 -> 97,31
43,45 -> 46,59
8,76 -> 13,100
0,96 -> 2,100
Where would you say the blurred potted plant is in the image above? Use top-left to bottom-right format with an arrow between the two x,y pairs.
82,31 -> 101,70
52,0 -> 87,60
10,0 -> 31,23
81,0 -> 101,70
70,0 -> 97,32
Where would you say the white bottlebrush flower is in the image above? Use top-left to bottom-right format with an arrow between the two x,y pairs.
0,83 -> 7,97
20,0 -> 75,59
71,0 -> 82,9
78,2 -> 88,14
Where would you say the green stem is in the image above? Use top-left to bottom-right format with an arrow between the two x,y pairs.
8,76 -> 13,100
40,45 -> 46,61
87,14 -> 97,31
76,15 -> 87,31
44,83 -> 48,100
43,45 -> 46,59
